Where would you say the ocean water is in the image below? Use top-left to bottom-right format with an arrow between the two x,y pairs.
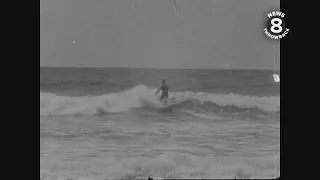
40,67 -> 280,179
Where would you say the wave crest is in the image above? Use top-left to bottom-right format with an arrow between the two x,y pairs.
40,85 -> 280,116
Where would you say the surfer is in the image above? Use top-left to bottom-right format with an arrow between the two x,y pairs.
155,79 -> 169,105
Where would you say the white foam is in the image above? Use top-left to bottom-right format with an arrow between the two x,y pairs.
40,85 -> 280,116
40,151 -> 280,179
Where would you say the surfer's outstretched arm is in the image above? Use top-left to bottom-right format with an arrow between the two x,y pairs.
155,87 -> 161,95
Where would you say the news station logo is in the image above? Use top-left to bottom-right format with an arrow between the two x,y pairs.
263,11 -> 289,40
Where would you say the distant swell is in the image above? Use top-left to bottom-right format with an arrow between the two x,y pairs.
40,85 -> 280,116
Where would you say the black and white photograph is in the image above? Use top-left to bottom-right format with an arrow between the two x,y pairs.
40,0 -> 282,179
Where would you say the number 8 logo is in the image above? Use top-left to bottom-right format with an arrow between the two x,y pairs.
270,18 -> 283,34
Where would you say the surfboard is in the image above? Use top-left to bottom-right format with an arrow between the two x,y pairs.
165,100 -> 179,107
158,100 -> 179,112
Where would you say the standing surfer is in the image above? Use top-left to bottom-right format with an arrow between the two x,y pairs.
155,79 -> 169,105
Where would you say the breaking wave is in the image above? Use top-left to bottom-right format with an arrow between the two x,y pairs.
40,85 -> 280,116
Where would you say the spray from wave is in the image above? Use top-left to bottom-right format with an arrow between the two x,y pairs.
40,85 -> 280,116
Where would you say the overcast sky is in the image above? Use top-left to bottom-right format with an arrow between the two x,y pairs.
40,0 -> 280,69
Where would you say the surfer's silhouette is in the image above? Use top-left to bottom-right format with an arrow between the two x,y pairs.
155,79 -> 169,105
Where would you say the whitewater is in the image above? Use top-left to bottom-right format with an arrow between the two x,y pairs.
40,85 -> 280,116
40,86 -> 280,179
40,68 -> 280,180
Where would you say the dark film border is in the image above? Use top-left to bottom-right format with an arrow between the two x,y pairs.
280,0 -> 296,179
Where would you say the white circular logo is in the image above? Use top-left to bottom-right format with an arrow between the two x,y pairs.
263,11 -> 289,40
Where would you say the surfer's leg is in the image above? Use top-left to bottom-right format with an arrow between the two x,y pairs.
163,92 -> 168,105
164,96 -> 168,105
160,93 -> 165,102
